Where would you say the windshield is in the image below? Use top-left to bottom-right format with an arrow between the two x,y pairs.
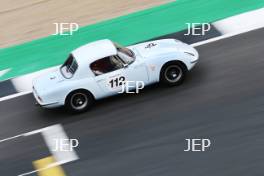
114,42 -> 135,64
60,54 -> 78,79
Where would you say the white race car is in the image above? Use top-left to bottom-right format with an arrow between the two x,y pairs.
33,39 -> 199,112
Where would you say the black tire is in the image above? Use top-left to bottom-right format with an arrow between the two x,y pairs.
65,90 -> 94,113
160,61 -> 187,86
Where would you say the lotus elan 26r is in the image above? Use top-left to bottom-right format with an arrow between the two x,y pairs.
32,39 -> 199,113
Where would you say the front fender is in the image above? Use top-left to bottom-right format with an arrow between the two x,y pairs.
146,52 -> 191,82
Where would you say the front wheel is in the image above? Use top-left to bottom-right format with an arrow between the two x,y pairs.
160,62 -> 187,86
65,90 -> 94,113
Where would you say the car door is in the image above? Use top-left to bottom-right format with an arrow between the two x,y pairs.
122,60 -> 149,90
116,52 -> 149,92
91,56 -> 127,96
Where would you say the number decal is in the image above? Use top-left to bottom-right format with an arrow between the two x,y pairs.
109,76 -> 126,88
118,76 -> 125,86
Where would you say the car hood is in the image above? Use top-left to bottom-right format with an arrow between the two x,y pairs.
32,69 -> 64,94
131,39 -> 197,58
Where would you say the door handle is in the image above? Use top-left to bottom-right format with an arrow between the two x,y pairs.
96,79 -> 104,82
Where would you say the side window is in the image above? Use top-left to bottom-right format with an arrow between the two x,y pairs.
90,56 -> 123,76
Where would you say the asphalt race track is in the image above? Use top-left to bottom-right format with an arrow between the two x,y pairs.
0,28 -> 264,176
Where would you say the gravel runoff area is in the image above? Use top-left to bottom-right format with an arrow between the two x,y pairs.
0,0 -> 172,48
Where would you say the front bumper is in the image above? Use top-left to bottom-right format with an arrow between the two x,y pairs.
181,43 -> 199,70
188,53 -> 199,70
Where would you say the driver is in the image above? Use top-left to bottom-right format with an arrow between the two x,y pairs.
91,62 -> 103,76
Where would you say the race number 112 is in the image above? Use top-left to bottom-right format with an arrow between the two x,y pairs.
109,76 -> 125,88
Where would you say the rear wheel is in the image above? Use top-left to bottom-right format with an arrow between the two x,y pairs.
66,90 -> 94,113
160,62 -> 187,86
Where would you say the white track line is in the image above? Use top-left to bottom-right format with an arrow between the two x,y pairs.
16,124 -> 79,176
0,124 -> 51,143
0,134 -> 25,143
41,124 -> 79,162
0,66 -> 58,102
23,124 -> 79,163
0,127 -> 43,143
191,26 -> 263,47
213,7 -> 264,34
0,68 -> 10,77
0,91 -> 31,102
0,124 -> 79,176
192,7 -> 264,47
